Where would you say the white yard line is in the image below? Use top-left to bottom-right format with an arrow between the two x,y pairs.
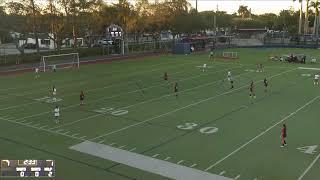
90,68 -> 297,141
297,153 -> 320,180
129,148 -> 136,152
205,95 -> 320,172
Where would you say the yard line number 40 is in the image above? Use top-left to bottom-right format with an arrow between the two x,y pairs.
177,123 -> 218,134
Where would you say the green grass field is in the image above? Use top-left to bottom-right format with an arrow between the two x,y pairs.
0,48 -> 320,180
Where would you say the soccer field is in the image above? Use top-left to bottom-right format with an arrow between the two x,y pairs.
0,48 -> 320,180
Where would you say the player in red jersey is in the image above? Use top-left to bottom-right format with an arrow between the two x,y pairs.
281,124 -> 287,147
249,81 -> 256,98
164,72 -> 168,81
80,91 -> 85,105
174,82 -> 178,97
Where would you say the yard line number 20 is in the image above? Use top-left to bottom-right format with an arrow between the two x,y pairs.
177,123 -> 218,134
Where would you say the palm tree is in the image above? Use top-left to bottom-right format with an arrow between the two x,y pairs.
311,0 -> 320,35
304,0 -> 310,34
238,5 -> 249,19
294,0 -> 303,34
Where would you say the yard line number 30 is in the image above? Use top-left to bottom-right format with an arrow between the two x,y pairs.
177,123 -> 218,134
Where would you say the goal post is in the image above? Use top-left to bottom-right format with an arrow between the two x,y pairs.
40,53 -> 79,72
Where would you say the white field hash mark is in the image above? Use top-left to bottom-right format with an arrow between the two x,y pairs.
177,160 -> 184,165
234,175 -> 241,179
190,164 -> 197,168
152,154 -> 160,158
205,96 -> 320,172
90,68 -> 297,141
219,171 -> 226,176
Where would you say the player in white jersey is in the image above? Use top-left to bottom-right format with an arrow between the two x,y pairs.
35,67 -> 39,78
52,86 -> 57,102
53,105 -> 60,123
314,74 -> 319,85
227,71 -> 232,81
202,64 -> 207,72
52,64 -> 57,72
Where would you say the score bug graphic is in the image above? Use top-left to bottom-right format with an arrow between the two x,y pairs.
1,160 -> 55,178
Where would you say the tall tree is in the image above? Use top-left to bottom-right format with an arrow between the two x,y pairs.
238,5 -> 249,19
304,0 -> 310,34
25,0 -> 40,54
311,0 -> 320,35
293,0 -> 303,34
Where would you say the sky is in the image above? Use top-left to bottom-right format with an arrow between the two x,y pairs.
13,0 -> 303,15
187,0 -> 301,14
107,0 -> 302,15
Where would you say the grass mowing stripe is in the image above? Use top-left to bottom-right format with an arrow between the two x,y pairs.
90,68 -> 297,141
204,95 -> 320,172
297,153 -> 320,180
49,66 -> 250,129
0,58 -> 183,93
0,60 -> 197,102
0,68 -> 296,146
122,68 -> 250,110
0,60 -> 210,112
12,63 -> 236,122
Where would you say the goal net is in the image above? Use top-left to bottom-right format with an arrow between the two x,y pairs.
222,51 -> 239,59
40,53 -> 79,72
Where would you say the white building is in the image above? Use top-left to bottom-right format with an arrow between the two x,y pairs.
18,33 -> 85,49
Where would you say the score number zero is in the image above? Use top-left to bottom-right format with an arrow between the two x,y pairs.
177,123 -> 219,134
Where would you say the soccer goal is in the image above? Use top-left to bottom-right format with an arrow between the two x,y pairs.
40,53 -> 79,72
222,51 -> 239,59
